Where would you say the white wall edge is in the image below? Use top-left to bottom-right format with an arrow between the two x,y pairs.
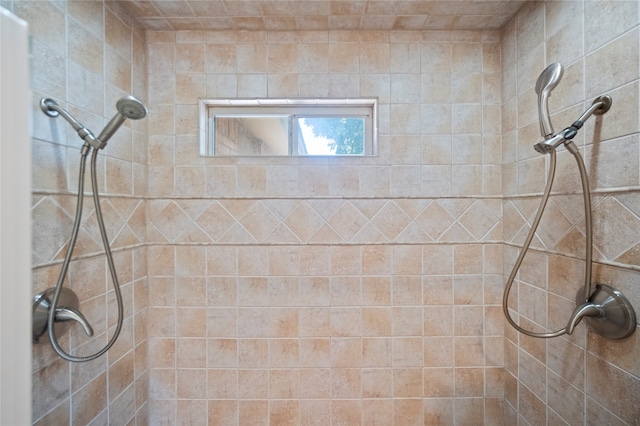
0,6 -> 33,425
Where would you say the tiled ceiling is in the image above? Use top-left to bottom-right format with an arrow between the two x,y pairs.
117,0 -> 528,31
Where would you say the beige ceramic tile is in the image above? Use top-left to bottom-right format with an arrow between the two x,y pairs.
269,369 -> 300,399
207,400 -> 236,426
71,373 -> 108,425
454,397 -> 485,425
300,368 -> 331,398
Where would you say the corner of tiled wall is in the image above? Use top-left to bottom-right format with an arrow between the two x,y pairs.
15,0 -> 149,424
502,1 -> 640,424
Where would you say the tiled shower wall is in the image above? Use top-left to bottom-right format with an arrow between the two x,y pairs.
146,29 -> 506,424
12,0 -> 150,424
502,1 -> 640,424
16,0 -> 640,424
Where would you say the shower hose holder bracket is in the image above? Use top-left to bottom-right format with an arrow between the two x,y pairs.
576,283 -> 636,339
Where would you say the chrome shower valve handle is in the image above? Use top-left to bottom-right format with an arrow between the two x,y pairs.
55,306 -> 94,337
568,284 -> 636,339
32,287 -> 93,343
565,302 -> 604,335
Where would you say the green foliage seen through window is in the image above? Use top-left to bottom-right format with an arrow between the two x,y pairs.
303,117 -> 365,155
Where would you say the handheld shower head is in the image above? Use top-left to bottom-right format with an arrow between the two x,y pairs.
96,95 -> 148,148
116,95 -> 147,120
535,63 -> 563,139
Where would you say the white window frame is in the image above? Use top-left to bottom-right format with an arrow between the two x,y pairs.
199,98 -> 378,157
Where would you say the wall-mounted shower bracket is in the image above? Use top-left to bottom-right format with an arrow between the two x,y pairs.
32,287 -> 94,344
590,95 -> 612,116
534,95 -> 613,155
40,98 -> 102,149
573,283 -> 636,339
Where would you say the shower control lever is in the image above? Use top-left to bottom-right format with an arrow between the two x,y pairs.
32,287 -> 93,343
55,307 -> 94,337
568,284 -> 636,339
565,302 -> 604,335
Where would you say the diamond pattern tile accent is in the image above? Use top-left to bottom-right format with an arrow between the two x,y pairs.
327,202 -> 369,242
129,203 -> 147,243
181,199 -> 219,222
40,192 -> 636,265
397,222 -> 431,243
112,225 -> 141,248
176,223 -> 212,243
32,195 -> 147,266
395,198 -> 432,219
415,201 -> 455,240
554,227 -> 587,260
308,224 -> 343,244
149,201 -> 194,242
69,228 -> 103,259
484,221 -> 504,242
264,199 -> 302,221
511,198 -> 542,225
219,199 -> 257,219
196,202 -> 236,241
616,242 -> 640,266
32,197 -> 74,264
219,222 -> 258,243
307,199 -> 344,221
592,196 -> 640,261
511,223 -> 544,249
551,195 -> 587,225
615,193 -> 640,217
83,200 -> 125,246
145,197 -> 637,247
264,224 -> 302,244
238,201 -> 280,242
459,200 -> 502,240
57,194 -> 87,220
439,199 -> 475,219
537,201 -> 573,250
351,199 -> 386,219
352,222 -> 388,243
370,201 -> 412,241
503,200 -> 526,244
147,220 -> 169,243
440,222 -> 474,242
284,202 -> 325,242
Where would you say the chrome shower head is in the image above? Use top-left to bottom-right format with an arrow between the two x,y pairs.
96,95 -> 148,147
116,95 -> 147,120
535,63 -> 563,139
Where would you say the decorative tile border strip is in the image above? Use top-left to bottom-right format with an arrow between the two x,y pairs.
147,198 -> 503,246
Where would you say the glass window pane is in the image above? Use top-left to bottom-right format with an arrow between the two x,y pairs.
213,116 -> 289,156
298,117 -> 365,155
199,98 -> 376,157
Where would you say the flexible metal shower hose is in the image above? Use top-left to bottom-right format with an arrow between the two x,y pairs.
47,147 -> 124,362
503,147 -> 593,338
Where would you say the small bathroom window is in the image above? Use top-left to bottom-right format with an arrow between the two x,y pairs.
199,98 -> 377,156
